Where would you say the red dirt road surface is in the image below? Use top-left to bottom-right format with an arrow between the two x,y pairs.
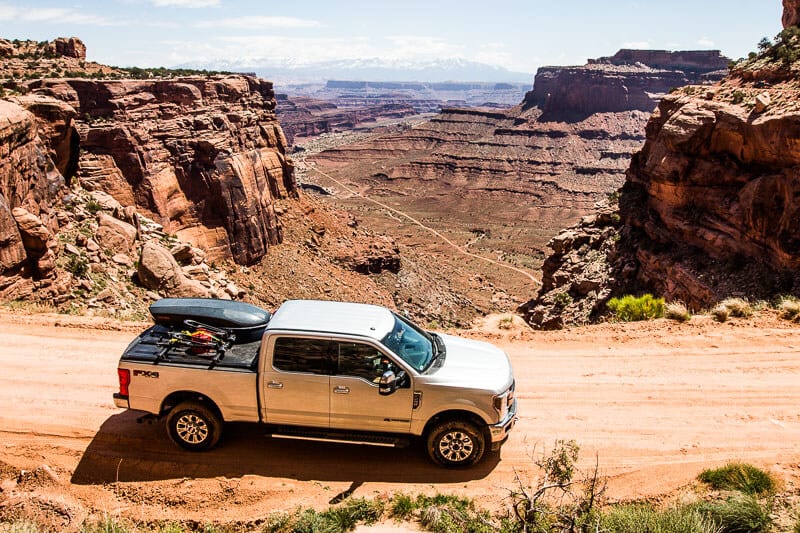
0,310 -> 799,528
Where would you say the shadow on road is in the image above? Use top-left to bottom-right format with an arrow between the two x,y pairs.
71,411 -> 500,485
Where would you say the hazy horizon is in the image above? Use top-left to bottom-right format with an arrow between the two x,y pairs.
0,0 -> 784,82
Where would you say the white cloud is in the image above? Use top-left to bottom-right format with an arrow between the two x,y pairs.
0,4 -> 117,25
622,41 -> 651,49
151,0 -> 220,7
697,37 -> 715,47
165,35 -> 375,65
195,16 -> 321,29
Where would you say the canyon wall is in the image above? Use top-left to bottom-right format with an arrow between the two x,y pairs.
308,50 -> 728,314
521,5 -> 800,327
528,50 -> 728,119
27,75 -> 297,265
277,94 -> 416,145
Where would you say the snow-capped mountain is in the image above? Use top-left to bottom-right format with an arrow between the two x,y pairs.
177,57 -> 532,83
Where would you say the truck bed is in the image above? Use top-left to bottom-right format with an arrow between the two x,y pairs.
122,325 -> 262,371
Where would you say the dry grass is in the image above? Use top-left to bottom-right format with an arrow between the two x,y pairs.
664,301 -> 691,322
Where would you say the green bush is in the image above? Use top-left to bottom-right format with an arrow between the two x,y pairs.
65,255 -> 89,278
698,463 -> 776,495
695,494 -> 772,533
390,494 -> 416,519
607,294 -> 665,321
600,503 -> 718,533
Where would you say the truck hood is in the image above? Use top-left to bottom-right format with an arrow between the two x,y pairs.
424,333 -> 513,393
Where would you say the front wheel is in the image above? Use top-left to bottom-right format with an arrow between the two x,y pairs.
426,420 -> 485,467
166,401 -> 222,451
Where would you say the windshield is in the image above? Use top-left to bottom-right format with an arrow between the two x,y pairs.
381,313 -> 434,372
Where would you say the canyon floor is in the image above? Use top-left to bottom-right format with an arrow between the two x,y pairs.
1,309 -> 799,530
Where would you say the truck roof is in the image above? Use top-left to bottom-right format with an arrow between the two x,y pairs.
266,300 -> 396,341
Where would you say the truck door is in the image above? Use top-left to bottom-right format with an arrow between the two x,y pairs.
329,340 -> 412,433
262,336 -> 332,428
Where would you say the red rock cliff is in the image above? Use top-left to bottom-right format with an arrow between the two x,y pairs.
522,10 -> 800,327
528,50 -> 729,119
27,75 -> 297,265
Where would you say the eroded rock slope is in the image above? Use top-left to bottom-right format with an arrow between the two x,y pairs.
522,5 -> 800,328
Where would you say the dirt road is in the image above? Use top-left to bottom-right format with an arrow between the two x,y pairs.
1,310 -> 799,528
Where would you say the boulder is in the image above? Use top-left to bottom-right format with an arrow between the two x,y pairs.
137,241 -> 210,298
96,213 -> 137,254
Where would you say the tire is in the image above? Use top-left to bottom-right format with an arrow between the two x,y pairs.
426,420 -> 485,467
166,401 -> 222,451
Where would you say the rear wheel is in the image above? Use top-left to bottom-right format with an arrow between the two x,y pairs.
426,420 -> 485,467
166,401 -> 222,451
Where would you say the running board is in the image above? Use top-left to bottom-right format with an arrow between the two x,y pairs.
267,428 -> 410,448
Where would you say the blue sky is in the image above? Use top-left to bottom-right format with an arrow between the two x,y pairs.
0,1 -> 785,75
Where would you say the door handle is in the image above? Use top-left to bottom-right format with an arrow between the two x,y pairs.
333,386 -> 350,394
267,381 -> 283,389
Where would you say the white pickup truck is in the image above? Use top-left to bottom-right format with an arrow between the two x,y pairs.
114,298 -> 517,467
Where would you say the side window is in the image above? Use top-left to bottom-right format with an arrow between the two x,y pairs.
335,342 -> 392,383
272,337 -> 331,374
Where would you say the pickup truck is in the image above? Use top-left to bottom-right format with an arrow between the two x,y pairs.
114,298 -> 517,467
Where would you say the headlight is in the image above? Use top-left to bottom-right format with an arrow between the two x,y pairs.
494,381 -> 515,417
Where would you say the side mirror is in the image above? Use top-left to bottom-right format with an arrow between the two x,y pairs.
379,370 -> 397,395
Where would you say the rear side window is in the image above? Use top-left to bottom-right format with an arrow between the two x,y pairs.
272,337 -> 332,374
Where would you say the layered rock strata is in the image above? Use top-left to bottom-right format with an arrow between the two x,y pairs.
521,5 -> 800,327
0,98 -> 71,298
529,50 -> 729,119
27,75 -> 297,265
277,94 -> 417,145
308,50 -> 728,310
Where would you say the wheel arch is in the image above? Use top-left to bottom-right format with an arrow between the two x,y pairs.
160,391 -> 222,421
423,409 -> 489,439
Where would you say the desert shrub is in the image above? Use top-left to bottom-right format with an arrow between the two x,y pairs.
720,298 -> 753,318
713,298 -> 753,322
553,291 -> 573,309
698,463 -> 776,495
389,494 -> 416,519
712,305 -> 730,322
607,294 -> 665,322
665,301 -> 691,322
510,440 -> 605,532
600,503 -> 718,533
794,514 -> 800,533
779,296 -> 800,321
85,198 -> 103,214
65,255 -> 89,278
497,315 -> 514,330
731,90 -> 746,105
695,494 -> 771,533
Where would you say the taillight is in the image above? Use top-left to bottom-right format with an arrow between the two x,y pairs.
118,368 -> 130,396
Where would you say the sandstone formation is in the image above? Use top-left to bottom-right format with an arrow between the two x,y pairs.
0,38 -> 123,80
523,8 -> 800,327
138,241 -> 210,298
530,50 -> 728,119
307,49 -> 728,314
26,75 -> 297,265
0,99 -> 66,298
277,94 -> 416,145
784,0 -> 800,28
48,37 -> 86,60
